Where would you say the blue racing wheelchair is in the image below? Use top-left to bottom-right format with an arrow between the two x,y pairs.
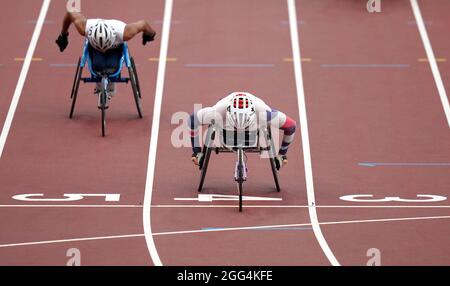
69,40 -> 142,137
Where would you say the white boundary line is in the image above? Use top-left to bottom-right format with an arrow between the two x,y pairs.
152,204 -> 450,209
0,234 -> 144,248
287,0 -> 340,266
410,0 -> 450,128
1,204 -> 450,208
143,0 -> 174,267
0,0 -> 51,159
1,214 -> 449,249
0,204 -> 143,208
154,214 -> 450,236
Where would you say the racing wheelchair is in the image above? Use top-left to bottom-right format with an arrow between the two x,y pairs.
69,40 -> 142,137
197,120 -> 281,212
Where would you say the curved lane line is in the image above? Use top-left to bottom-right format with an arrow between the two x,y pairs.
287,0 -> 340,266
142,0 -> 174,266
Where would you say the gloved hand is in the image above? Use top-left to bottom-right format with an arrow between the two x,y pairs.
55,32 -> 69,52
275,155 -> 288,170
191,152 -> 203,166
142,31 -> 156,45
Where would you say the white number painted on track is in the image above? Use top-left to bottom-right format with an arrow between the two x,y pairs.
12,193 -> 120,202
339,194 -> 447,203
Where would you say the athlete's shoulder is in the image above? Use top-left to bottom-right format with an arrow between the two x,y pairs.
105,19 -> 126,25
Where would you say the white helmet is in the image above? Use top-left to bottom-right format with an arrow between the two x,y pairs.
225,93 -> 257,130
88,20 -> 116,52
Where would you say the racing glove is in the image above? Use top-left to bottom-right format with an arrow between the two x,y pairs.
192,152 -> 203,167
275,155 -> 288,170
142,31 -> 156,45
56,32 -> 69,52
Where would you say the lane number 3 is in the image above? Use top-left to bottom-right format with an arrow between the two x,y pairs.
339,194 -> 447,203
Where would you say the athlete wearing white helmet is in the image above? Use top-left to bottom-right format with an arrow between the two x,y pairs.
55,11 -> 156,53
87,20 -> 117,53
189,92 -> 297,167
225,93 -> 257,130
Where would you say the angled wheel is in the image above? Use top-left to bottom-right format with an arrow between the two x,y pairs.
198,146 -> 212,193
198,130 -> 215,193
128,57 -> 142,118
130,57 -> 142,98
69,58 -> 83,118
267,128 -> 280,192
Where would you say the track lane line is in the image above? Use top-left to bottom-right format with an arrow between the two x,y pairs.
287,0 -> 340,266
1,204 -> 450,208
0,0 -> 51,159
143,0 -> 174,267
2,214 -> 450,249
410,0 -> 450,128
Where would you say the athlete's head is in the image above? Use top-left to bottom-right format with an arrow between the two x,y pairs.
88,20 -> 116,53
225,93 -> 257,130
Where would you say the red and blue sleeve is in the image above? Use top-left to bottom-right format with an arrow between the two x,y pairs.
267,110 -> 297,156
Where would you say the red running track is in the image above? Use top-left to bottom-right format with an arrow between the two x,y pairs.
0,0 -> 449,266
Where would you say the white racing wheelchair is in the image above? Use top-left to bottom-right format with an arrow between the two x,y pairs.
197,120 -> 281,212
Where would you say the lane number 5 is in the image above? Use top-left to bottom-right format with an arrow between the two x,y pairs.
12,193 -> 120,202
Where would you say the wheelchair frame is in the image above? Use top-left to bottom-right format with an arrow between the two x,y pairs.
197,123 -> 281,212
69,40 -> 143,136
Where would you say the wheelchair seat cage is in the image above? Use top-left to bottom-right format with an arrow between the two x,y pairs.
69,40 -> 143,137
197,122 -> 281,212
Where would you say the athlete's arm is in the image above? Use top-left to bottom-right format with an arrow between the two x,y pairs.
61,12 -> 87,36
123,20 -> 156,44
56,12 -> 87,52
267,110 -> 297,166
189,107 -> 218,165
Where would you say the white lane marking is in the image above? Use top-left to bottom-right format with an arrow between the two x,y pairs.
0,205 -> 142,208
287,0 -> 339,266
12,193 -> 121,202
0,0 -> 51,159
0,234 -> 144,248
2,215 -> 450,249
1,204 -> 450,208
153,215 -> 450,236
152,204 -> 450,208
174,194 -> 282,202
143,0 -> 174,267
340,194 -> 447,203
410,0 -> 450,128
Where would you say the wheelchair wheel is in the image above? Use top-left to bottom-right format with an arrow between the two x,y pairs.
198,146 -> 212,193
267,128 -> 281,192
100,90 -> 107,137
198,130 -> 215,193
236,148 -> 244,212
69,58 -> 83,118
130,58 -> 142,98
237,171 -> 244,212
128,58 -> 142,118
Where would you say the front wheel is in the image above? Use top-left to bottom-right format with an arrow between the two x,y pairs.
237,166 -> 244,212
236,148 -> 245,212
100,91 -> 107,137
